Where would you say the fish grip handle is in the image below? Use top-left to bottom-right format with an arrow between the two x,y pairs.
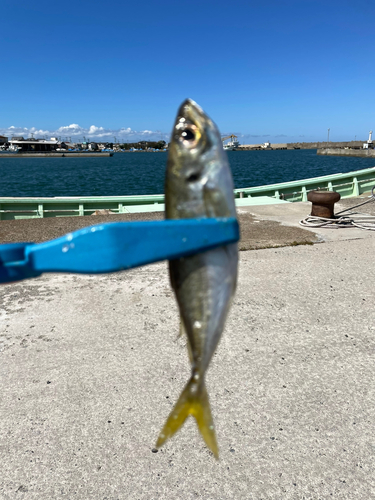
0,218 -> 239,283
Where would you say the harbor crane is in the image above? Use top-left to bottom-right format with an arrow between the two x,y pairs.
221,134 -> 240,150
221,134 -> 238,142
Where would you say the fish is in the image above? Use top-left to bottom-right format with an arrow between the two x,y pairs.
156,99 -> 238,458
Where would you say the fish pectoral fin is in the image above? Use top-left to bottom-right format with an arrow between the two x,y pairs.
177,317 -> 185,339
203,183 -> 231,218
156,377 -> 218,459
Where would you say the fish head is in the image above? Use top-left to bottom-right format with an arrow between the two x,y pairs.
166,99 -> 236,219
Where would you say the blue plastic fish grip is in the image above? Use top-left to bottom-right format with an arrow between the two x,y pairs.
0,218 -> 239,283
0,243 -> 39,283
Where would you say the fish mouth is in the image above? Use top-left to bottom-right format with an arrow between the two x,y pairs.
173,99 -> 207,150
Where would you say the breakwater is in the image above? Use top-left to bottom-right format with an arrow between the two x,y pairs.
317,148 -> 375,158
0,152 -> 113,158
238,141 -> 366,151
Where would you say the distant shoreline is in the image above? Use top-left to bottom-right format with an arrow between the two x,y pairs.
0,152 -> 114,158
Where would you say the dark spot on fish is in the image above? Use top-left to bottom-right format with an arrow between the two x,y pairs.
152,448 -> 158,453
47,381 -> 51,384
187,172 -> 200,182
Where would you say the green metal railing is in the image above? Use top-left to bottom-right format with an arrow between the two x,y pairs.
1,167 -> 374,220
233,167 -> 375,203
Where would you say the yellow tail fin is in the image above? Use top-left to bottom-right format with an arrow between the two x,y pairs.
156,377 -> 219,458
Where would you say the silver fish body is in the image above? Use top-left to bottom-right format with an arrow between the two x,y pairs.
156,99 -> 238,458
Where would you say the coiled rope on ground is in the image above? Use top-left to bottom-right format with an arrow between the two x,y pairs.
299,186 -> 375,231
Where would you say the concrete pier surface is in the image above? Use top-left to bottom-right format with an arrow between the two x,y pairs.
1,198 -> 375,499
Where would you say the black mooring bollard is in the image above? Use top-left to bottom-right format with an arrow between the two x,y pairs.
307,190 -> 341,219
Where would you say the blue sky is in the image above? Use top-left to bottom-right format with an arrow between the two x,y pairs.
1,0 -> 374,144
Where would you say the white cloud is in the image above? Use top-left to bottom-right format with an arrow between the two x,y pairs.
0,123 -> 170,142
88,125 -> 104,134
2,124 -> 305,144
56,124 -> 81,132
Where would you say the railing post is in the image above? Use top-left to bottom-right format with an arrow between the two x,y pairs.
302,186 -> 308,202
353,177 -> 359,196
38,204 -> 44,218
79,204 -> 84,216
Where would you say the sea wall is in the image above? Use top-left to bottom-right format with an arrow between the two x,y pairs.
238,141 -> 366,151
0,152 -> 113,158
317,148 -> 375,158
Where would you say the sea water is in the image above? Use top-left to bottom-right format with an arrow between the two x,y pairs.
0,150 -> 374,198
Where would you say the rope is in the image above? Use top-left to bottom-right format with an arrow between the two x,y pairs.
299,186 -> 375,231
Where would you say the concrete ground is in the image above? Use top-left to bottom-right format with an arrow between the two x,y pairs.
0,208 -> 317,250
1,197 -> 375,499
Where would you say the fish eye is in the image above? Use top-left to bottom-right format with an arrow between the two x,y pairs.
175,122 -> 201,148
181,129 -> 195,142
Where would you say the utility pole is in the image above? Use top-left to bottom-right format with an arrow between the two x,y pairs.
327,128 -> 330,142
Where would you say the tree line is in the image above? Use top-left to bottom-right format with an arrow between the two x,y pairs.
119,140 -> 167,150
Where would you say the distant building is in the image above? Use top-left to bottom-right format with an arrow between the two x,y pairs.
0,135 -> 8,144
9,137 -> 59,152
